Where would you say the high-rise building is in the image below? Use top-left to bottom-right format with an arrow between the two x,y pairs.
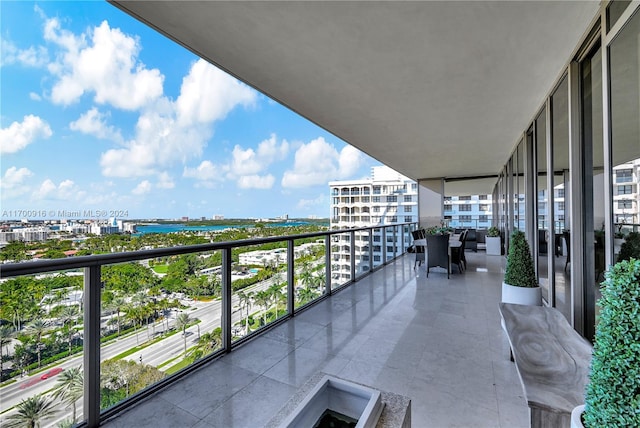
329,166 -> 418,281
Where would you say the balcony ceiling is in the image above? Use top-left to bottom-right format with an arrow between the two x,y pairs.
111,1 -> 599,184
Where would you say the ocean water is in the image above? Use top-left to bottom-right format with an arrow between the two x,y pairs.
134,221 -> 311,235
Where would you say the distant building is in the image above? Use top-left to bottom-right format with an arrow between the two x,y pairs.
212,215 -> 225,220
329,165 -> 418,282
0,226 -> 50,243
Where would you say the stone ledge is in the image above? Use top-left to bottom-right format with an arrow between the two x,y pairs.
267,372 -> 411,428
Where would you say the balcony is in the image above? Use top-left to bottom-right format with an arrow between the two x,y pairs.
100,251 -> 527,427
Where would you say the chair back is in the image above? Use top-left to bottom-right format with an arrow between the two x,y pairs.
426,234 -> 449,269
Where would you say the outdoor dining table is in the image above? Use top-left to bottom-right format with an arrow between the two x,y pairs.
414,235 -> 462,273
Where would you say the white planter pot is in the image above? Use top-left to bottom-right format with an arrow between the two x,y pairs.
571,404 -> 585,428
486,237 -> 501,255
501,282 -> 542,306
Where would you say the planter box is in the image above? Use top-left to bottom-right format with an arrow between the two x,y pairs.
501,282 -> 542,306
486,236 -> 501,255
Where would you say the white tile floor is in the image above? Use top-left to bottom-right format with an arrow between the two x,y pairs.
103,252 -> 529,428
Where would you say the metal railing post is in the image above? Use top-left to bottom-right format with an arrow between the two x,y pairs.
369,228 -> 374,272
393,225 -> 398,257
350,230 -> 356,280
287,240 -> 295,315
325,235 -> 332,295
83,265 -> 101,428
222,248 -> 232,351
382,226 -> 387,264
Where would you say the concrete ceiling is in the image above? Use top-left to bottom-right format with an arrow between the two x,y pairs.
110,1 -> 600,188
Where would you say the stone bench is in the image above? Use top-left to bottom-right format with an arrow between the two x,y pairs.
498,303 -> 592,428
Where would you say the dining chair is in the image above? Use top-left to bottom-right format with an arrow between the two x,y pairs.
450,230 -> 467,273
426,234 -> 450,279
411,229 -> 426,268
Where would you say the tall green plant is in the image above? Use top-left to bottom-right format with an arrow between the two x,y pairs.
583,259 -> 640,427
504,230 -> 538,288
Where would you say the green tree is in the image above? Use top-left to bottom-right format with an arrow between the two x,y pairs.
53,366 -> 83,423
237,291 -> 253,333
0,324 -> 15,379
253,290 -> 271,326
5,394 -> 57,428
175,312 -> 191,355
189,327 -> 222,361
0,240 -> 28,262
25,319 -> 49,368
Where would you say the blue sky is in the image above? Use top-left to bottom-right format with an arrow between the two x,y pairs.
0,1 -> 379,220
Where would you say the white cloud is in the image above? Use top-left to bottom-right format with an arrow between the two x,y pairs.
0,167 -> 33,189
156,172 -> 175,189
297,193 -> 326,209
132,180 -> 152,195
0,115 -> 53,154
45,19 -> 164,110
237,174 -> 275,189
0,166 -> 34,199
183,161 -> 223,181
100,60 -> 256,178
176,59 -> 256,126
69,107 -> 123,142
33,178 -> 79,200
29,92 -> 42,101
226,134 -> 289,188
0,38 -> 48,67
282,137 -> 364,188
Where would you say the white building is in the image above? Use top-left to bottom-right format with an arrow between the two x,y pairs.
612,160 -> 640,229
329,166 -> 418,282
0,226 -> 50,243
444,194 -> 493,230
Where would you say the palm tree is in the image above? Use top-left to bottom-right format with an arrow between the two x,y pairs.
110,296 -> 126,336
0,324 -> 15,379
189,327 -> 222,361
237,291 -> 253,334
5,394 -> 57,428
25,319 -> 49,368
175,312 -> 191,355
253,290 -> 271,326
268,284 -> 284,318
53,366 -> 83,423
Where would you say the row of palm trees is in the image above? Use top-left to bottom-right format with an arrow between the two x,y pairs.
4,366 -> 83,428
235,265 -> 326,334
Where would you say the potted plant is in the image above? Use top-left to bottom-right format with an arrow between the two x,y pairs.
501,230 -> 541,306
486,226 -> 501,256
571,259 -> 640,428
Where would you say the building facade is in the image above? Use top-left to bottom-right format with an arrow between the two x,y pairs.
329,166 -> 418,282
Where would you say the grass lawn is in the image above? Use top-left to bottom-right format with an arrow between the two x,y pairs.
152,264 -> 169,274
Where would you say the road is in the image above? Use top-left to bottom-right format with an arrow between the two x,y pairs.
0,272 -> 290,425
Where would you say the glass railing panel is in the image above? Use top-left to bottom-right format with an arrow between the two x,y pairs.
0,268 -> 86,427
330,231 -> 352,290
293,238 -> 326,310
232,242 -> 288,341
372,227 -> 384,269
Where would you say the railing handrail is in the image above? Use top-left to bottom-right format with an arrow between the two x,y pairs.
0,223 -> 416,278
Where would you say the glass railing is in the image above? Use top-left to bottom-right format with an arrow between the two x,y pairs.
0,223 -> 416,427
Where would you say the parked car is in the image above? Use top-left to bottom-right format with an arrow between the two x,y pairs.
40,367 -> 64,380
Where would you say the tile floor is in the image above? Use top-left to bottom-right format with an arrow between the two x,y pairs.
103,252 -> 529,428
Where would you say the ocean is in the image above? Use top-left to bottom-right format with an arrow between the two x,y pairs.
133,221 -> 311,235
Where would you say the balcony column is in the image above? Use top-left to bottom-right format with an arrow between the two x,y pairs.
418,178 -> 445,227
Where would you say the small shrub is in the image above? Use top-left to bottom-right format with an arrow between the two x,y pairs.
504,230 -> 538,288
583,259 -> 640,427
487,226 -> 500,237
